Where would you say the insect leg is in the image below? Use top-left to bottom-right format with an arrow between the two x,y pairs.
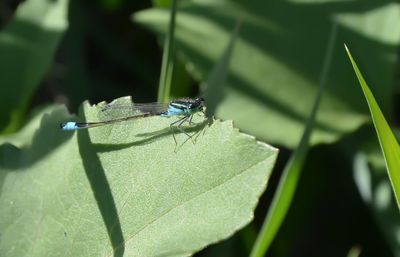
176,115 -> 195,144
170,115 -> 189,148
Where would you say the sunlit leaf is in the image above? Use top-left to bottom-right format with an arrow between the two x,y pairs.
0,97 -> 278,257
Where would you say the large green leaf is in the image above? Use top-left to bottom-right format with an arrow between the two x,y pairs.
0,0 -> 69,133
345,45 -> 400,209
250,23 -> 337,257
0,97 -> 278,257
134,1 -> 400,148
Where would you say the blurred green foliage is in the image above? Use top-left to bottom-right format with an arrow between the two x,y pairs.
135,0 -> 399,148
0,0 -> 399,256
0,0 -> 68,133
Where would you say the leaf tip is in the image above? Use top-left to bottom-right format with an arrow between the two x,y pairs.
344,43 -> 350,53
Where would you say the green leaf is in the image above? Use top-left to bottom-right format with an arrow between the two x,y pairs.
345,45 -> 400,209
0,0 -> 69,133
134,1 -> 400,148
0,97 -> 278,257
250,23 -> 338,257
202,20 -> 240,116
0,105 -> 58,148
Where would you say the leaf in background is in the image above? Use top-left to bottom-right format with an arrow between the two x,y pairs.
0,105 -> 58,148
0,0 -> 69,133
134,1 -> 400,148
347,246 -> 362,257
249,23 -> 337,257
0,97 -> 278,257
202,19 -> 240,116
354,149 -> 400,256
345,45 -> 400,209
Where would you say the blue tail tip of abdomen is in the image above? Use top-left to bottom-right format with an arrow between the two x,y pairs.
60,122 -> 78,131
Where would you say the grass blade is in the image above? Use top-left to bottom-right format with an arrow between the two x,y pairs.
249,23 -> 337,257
345,44 -> 400,210
157,0 -> 178,103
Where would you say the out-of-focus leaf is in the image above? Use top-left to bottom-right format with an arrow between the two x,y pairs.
0,0 -> 69,133
250,23 -> 337,257
0,105 -> 57,148
0,97 -> 278,257
347,246 -> 362,257
354,149 -> 400,256
203,20 -> 240,116
134,1 -> 400,148
346,45 -> 400,209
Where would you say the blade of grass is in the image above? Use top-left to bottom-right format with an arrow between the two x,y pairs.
249,23 -> 338,257
157,0 -> 177,103
345,44 -> 400,210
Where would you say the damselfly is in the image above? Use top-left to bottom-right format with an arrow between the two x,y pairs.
60,97 -> 206,145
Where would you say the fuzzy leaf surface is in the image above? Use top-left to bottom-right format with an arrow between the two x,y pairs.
0,97 -> 278,257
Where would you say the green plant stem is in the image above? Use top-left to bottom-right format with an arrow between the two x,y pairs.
249,23 -> 337,257
157,0 -> 177,103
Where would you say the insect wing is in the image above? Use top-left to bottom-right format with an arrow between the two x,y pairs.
99,102 -> 169,121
